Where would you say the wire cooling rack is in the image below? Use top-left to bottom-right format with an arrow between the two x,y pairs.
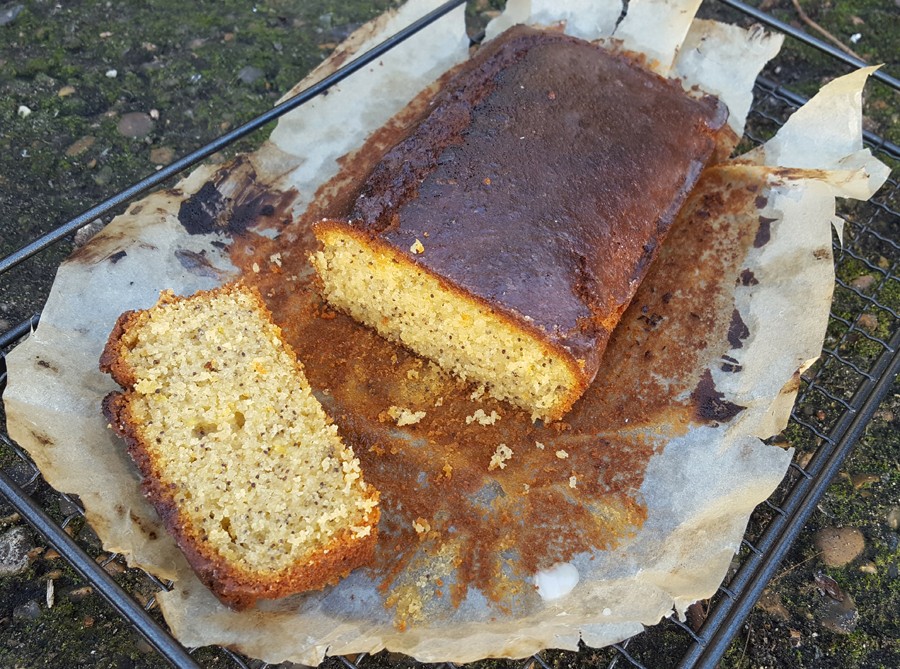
1,1 -> 898,667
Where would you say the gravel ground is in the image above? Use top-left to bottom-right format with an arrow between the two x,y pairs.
1,1 -> 898,667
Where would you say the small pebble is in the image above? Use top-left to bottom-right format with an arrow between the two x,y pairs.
814,526 -> 865,567
849,274 -> 876,291
102,558 -> 125,575
859,562 -> 877,574
67,585 -> 93,601
73,219 -> 105,247
849,472 -> 880,489
0,527 -> 34,576
757,588 -> 790,620
57,85 -> 76,97
238,65 -> 265,85
887,506 -> 900,531
0,4 -> 24,27
17,104 -> 31,118
0,512 -> 20,526
885,532 -> 900,552
117,112 -> 154,138
818,591 -> 858,634
134,636 -> 154,654
12,600 -> 41,621
93,165 -> 114,186
149,108 -> 159,120
105,69 -> 118,78
813,571 -> 845,601
65,135 -> 96,158
857,313 -> 879,331
149,146 -> 175,165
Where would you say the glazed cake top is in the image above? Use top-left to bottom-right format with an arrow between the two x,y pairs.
348,25 -> 728,373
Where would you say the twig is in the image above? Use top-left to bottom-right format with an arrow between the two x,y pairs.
740,624 -> 753,667
767,552 -> 820,585
790,0 -> 864,61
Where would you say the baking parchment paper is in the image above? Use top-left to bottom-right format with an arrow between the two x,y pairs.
3,0 -> 889,664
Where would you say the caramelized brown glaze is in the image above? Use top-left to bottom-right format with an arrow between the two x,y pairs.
338,25 -> 728,378
221,161 -> 763,624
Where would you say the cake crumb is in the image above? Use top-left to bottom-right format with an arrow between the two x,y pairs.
387,405 -> 426,426
269,252 -> 282,267
569,475 -> 577,488
555,449 -> 569,459
466,408 -> 501,426
406,368 -> 420,380
441,463 -> 453,480
469,385 -> 486,401
413,517 -> 431,535
410,239 -> 425,254
488,443 -> 513,471
523,483 -> 530,493
434,397 -> 444,407
251,262 -> 260,273
535,441 -> 545,450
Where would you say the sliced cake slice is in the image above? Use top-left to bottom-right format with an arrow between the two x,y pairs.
312,25 -> 728,423
100,282 -> 379,610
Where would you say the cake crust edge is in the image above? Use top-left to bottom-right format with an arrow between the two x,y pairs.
100,283 -> 380,610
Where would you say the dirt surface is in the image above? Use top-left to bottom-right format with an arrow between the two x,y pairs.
0,1 -> 898,668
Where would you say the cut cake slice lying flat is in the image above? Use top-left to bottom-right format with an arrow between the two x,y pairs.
100,283 -> 379,610
312,25 -> 728,422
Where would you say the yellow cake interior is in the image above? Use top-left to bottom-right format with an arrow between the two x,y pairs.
117,285 -> 378,574
312,225 -> 582,422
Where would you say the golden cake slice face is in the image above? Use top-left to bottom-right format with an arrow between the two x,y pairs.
100,283 -> 379,609
312,25 -> 728,422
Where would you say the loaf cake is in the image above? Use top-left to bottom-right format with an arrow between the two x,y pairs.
312,25 -> 728,422
100,283 -> 379,610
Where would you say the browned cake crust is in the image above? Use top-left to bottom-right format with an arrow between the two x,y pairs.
317,25 -> 728,398
100,284 -> 379,610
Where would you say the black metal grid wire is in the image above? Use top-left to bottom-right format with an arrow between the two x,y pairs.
1,1 -> 898,668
